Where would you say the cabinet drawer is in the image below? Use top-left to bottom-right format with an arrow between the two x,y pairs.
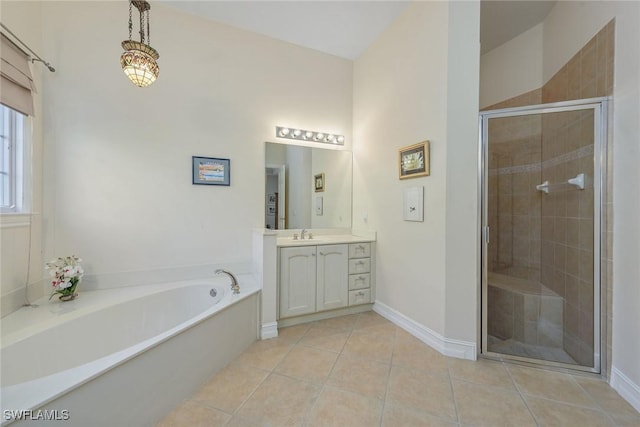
349,289 -> 371,306
349,243 -> 371,258
349,273 -> 370,290
348,258 -> 370,274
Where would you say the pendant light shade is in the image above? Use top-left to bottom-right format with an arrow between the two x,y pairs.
121,1 -> 159,88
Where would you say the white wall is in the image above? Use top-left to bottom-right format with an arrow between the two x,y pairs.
443,0 -> 480,346
480,23 -> 543,108
34,1 -> 352,288
0,1 -> 46,315
353,1 -> 480,348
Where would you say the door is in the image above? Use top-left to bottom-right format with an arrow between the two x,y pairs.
480,98 -> 606,372
316,244 -> 349,311
279,246 -> 316,318
265,164 -> 286,230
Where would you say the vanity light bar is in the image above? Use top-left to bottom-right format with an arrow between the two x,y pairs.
276,126 -> 345,145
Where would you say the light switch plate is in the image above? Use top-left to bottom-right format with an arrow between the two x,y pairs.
403,186 -> 424,222
316,196 -> 323,215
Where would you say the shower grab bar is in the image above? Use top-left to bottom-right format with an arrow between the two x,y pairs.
535,173 -> 585,194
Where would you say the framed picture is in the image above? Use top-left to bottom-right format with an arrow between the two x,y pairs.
192,156 -> 230,186
399,141 -> 430,179
314,173 -> 325,192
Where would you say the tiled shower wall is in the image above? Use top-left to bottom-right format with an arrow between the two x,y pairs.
541,19 -> 614,368
540,110 -> 595,366
488,115 -> 542,283
483,19 -> 614,372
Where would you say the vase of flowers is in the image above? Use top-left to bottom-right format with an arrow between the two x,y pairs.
46,255 -> 84,301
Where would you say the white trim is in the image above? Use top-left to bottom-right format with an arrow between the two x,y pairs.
276,304 -> 372,328
0,212 -> 36,228
611,366 -> 640,413
373,300 -> 476,360
260,322 -> 279,340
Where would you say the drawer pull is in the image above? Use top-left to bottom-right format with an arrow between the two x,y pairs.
356,291 -> 365,296
357,261 -> 364,265
358,276 -> 365,281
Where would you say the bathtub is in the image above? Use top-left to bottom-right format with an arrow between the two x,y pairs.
1,275 -> 260,426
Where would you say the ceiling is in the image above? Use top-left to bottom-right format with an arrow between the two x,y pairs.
161,1 -> 557,60
480,1 -> 556,54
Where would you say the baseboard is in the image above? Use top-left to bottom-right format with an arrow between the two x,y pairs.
611,366 -> 640,413
373,300 -> 476,360
260,322 -> 279,340
277,304 -> 372,329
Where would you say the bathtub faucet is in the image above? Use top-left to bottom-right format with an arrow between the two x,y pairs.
215,269 -> 240,294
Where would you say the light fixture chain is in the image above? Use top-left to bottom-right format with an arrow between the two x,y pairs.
139,5 -> 145,43
128,0 -> 133,40
146,9 -> 151,45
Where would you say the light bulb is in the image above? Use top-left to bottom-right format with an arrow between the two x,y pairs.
279,128 -> 290,137
292,129 -> 302,137
326,134 -> 335,143
315,133 -> 324,140
337,135 -> 345,143
305,131 -> 313,139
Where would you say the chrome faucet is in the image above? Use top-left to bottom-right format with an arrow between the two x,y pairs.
215,269 -> 240,294
301,229 -> 307,240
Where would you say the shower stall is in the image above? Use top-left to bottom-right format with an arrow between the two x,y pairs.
480,98 -> 608,372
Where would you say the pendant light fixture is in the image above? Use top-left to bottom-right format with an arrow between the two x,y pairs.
120,0 -> 159,88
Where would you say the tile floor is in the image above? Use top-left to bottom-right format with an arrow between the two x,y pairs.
158,312 -> 640,426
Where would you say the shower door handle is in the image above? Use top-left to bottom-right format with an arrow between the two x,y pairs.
484,226 -> 490,244
536,181 -> 550,194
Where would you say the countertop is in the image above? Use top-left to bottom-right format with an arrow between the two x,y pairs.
276,234 -> 375,247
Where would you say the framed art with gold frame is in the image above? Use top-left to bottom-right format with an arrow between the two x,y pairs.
399,141 -> 429,179
314,173 -> 325,192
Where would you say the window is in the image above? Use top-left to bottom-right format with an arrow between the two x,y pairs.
0,104 -> 26,212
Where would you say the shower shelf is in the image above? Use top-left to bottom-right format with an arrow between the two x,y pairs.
535,173 -> 585,194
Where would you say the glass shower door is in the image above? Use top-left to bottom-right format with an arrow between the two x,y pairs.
480,99 -> 606,372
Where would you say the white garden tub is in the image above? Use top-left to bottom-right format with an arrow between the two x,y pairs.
1,275 -> 260,426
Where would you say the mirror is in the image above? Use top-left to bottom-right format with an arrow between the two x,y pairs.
265,142 -> 352,230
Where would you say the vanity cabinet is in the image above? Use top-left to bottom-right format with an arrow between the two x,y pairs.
279,244 -> 348,318
279,246 -> 317,318
347,243 -> 372,306
316,245 -> 349,311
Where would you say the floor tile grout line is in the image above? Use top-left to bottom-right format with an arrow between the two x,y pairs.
378,324 -> 398,427
300,312 -> 360,426
506,363 -> 620,412
227,367 -> 272,421
503,362 -> 542,427
571,375 -> 623,425
221,333 -> 304,425
447,366 -> 462,426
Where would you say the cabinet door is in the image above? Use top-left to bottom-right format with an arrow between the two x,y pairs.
316,244 -> 349,312
279,246 -> 317,318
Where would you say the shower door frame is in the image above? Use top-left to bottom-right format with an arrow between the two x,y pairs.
479,97 -> 608,373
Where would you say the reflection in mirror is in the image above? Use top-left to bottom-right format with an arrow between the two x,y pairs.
265,142 -> 352,230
